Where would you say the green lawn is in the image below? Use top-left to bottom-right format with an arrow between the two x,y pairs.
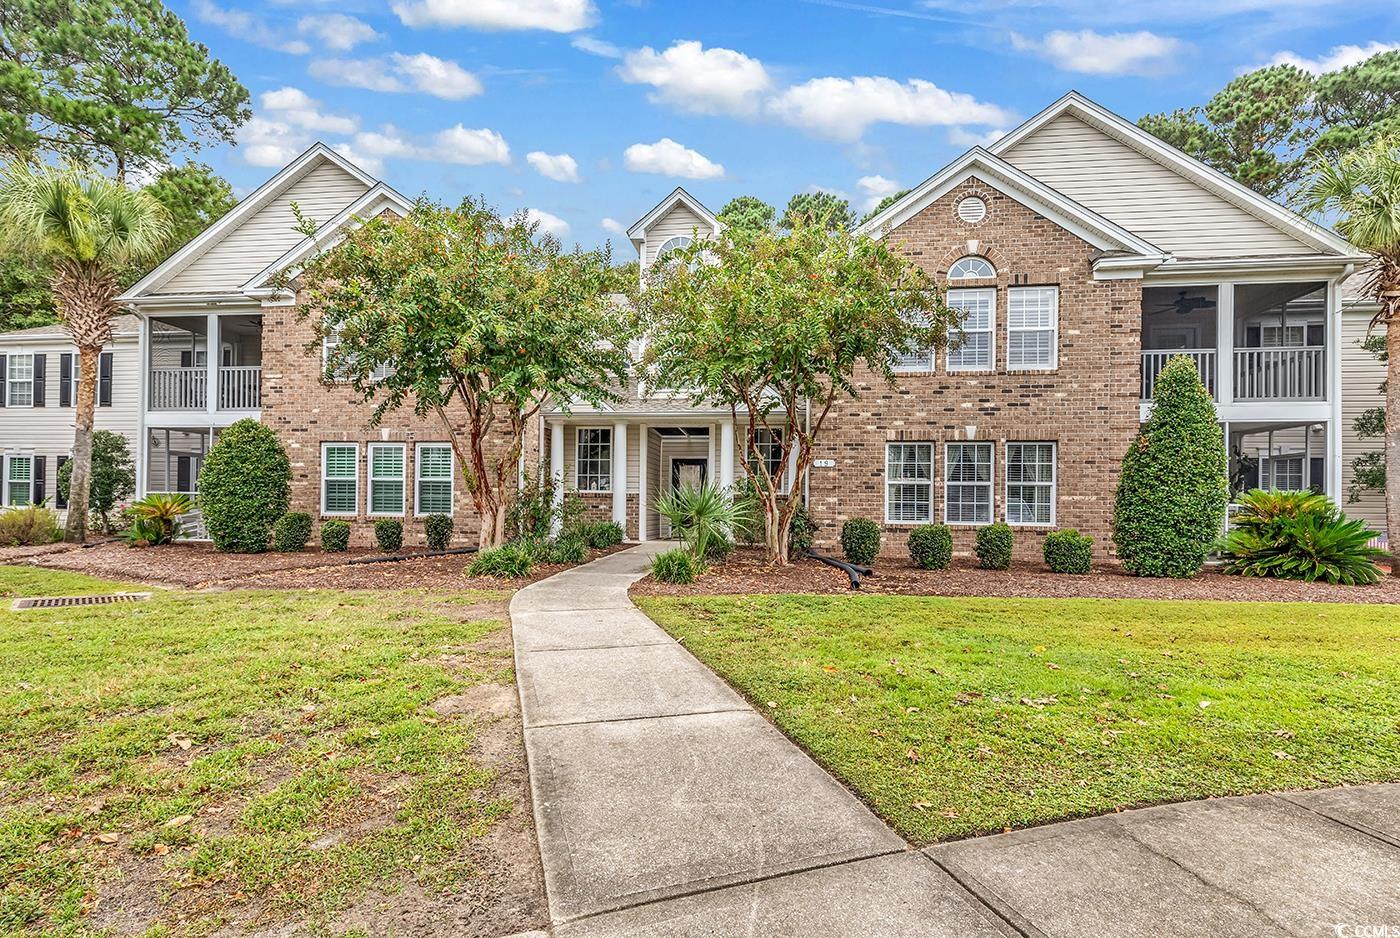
0,566 -> 517,936
637,593 -> 1400,845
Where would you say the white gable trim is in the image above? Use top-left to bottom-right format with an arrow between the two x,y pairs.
989,92 -> 1355,257
240,183 -> 416,294
855,147 -> 1167,261
119,143 -> 378,302
626,187 -> 721,243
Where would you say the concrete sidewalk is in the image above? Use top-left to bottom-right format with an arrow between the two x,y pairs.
511,545 -> 1400,936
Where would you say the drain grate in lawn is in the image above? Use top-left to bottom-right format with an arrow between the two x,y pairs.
10,591 -> 152,610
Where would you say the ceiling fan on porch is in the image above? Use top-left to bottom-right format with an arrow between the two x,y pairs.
1148,290 -> 1217,315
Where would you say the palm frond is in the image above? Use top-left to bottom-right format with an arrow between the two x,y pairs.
0,164 -> 171,266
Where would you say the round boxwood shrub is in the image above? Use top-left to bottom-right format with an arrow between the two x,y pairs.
273,512 -> 312,552
197,419 -> 291,553
840,518 -> 882,565
1113,356 -> 1228,578
374,518 -> 404,553
651,547 -> 704,584
975,523 -> 1013,570
424,514 -> 453,551
321,519 -> 351,552
1044,528 -> 1093,574
908,524 -> 953,570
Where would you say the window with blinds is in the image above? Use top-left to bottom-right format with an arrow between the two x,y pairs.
945,442 -> 993,524
885,442 -> 933,523
946,289 -> 995,371
416,444 -> 454,515
1006,442 -> 1055,525
368,444 -> 405,515
321,444 -> 358,515
1007,287 -> 1058,370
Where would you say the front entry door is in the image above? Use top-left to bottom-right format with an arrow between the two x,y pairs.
671,458 -> 708,492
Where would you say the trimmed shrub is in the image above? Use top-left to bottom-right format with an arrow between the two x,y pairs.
975,523 -> 1014,570
547,535 -> 587,565
787,502 -> 816,555
197,419 -> 291,553
1113,356 -> 1228,578
321,519 -> 350,552
469,542 -> 534,578
1218,489 -> 1383,585
0,504 -> 63,547
424,514 -> 453,551
57,430 -> 135,533
1044,528 -> 1093,574
574,519 -> 624,549
374,519 -> 404,553
840,518 -> 882,566
908,524 -> 952,570
651,548 -> 704,584
272,512 -> 312,552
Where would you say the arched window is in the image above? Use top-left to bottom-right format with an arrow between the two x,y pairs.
656,235 -> 693,259
948,256 -> 996,280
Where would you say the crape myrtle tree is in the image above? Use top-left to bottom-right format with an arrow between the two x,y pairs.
292,198 -> 632,549
639,217 -> 956,565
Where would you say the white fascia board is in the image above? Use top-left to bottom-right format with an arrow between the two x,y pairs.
857,147 -> 1165,259
1143,254 -> 1369,279
989,92 -> 1356,257
118,143 -> 378,302
122,293 -> 261,311
625,187 -> 722,240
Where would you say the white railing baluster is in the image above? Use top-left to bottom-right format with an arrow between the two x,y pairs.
1231,347 -> 1325,402
1139,349 -> 1215,400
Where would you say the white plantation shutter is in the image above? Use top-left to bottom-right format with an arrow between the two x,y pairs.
369,444 -> 406,515
1007,287 -> 1058,370
416,444 -> 454,514
947,289 -> 995,371
322,444 -> 358,515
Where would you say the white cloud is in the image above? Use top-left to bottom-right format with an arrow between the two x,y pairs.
331,123 -> 511,174
948,126 -> 1008,148
435,125 -> 512,165
309,53 -> 483,100
623,139 -> 725,180
1010,29 -> 1185,76
1262,41 -> 1400,75
619,40 -> 772,117
601,217 -> 625,234
526,151 -> 581,183
296,14 -> 380,52
194,0 -> 309,54
572,35 -> 621,58
240,88 -> 361,167
241,117 -> 312,167
261,87 -> 359,134
768,76 -> 1012,142
525,208 -> 571,238
393,0 -> 594,32
855,174 -> 902,212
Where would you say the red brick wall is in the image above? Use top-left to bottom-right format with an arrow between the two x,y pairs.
807,178 -> 1142,560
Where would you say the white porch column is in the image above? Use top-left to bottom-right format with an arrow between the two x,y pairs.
612,421 -> 628,530
1215,283 -> 1233,405
706,423 -> 717,484
718,419 -> 735,491
206,313 -> 220,417
638,424 -> 649,541
550,421 -> 565,535
1326,278 -> 1344,501
136,317 -> 150,497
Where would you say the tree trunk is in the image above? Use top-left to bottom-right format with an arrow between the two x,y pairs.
66,346 -> 100,543
1385,285 -> 1400,575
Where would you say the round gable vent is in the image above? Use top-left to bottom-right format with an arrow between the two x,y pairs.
956,196 -> 987,224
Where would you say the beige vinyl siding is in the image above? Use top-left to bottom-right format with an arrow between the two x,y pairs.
1000,114 -> 1312,258
645,427 -> 663,538
642,203 -> 709,268
164,162 -> 369,293
1340,310 -> 1385,529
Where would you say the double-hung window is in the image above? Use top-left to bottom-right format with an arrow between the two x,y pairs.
946,289 -> 995,372
7,354 -> 34,407
416,443 -> 454,515
945,442 -> 993,524
753,428 -> 787,492
367,443 -> 406,515
575,428 -> 612,493
893,310 -> 935,373
1007,287 -> 1058,370
322,329 -> 393,383
1006,442 -> 1055,526
1267,456 -> 1305,491
885,442 -> 933,523
5,455 -> 33,506
321,444 -> 359,515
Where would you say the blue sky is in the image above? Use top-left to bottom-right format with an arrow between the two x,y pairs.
177,0 -> 1398,254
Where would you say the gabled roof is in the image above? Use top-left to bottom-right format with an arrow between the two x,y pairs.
119,143 -> 378,302
855,147 -> 1167,261
988,91 -> 1356,258
240,182 -> 417,294
0,314 -> 140,343
626,187 -> 722,244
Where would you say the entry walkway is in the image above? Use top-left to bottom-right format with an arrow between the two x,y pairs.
511,545 -> 1400,936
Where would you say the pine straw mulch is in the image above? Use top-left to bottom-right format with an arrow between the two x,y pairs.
629,547 -> 1400,605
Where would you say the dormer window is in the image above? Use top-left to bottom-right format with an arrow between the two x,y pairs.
656,236 -> 693,259
948,256 -> 996,280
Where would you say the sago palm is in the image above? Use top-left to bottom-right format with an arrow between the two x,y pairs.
1305,137 -> 1400,571
0,166 -> 170,541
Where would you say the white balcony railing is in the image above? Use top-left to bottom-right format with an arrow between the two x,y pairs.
1234,347 -> 1325,401
1141,349 -> 1215,400
149,367 -> 206,410
219,366 -> 261,410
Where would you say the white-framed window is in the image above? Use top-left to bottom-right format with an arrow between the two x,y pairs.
948,256 -> 996,280
5,454 -> 34,506
946,288 -> 995,372
893,309 -> 935,373
575,427 -> 612,493
7,353 -> 34,407
945,442 -> 993,525
367,443 -> 406,516
321,443 -> 359,516
415,443 -> 454,515
1266,455 -> 1305,491
1007,287 -> 1058,371
753,428 -> 788,493
322,330 -> 393,383
655,235 -> 693,260
885,442 -> 933,524
1006,442 -> 1055,526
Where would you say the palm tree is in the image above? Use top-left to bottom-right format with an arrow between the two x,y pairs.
0,166 -> 170,542
1306,136 -> 1400,570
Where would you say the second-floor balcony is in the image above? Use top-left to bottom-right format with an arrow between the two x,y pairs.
149,313 -> 262,412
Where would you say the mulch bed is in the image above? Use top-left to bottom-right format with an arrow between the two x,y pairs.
630,547 -> 1400,605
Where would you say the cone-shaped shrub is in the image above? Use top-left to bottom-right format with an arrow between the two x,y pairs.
198,419 -> 291,553
1113,356 -> 1228,577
